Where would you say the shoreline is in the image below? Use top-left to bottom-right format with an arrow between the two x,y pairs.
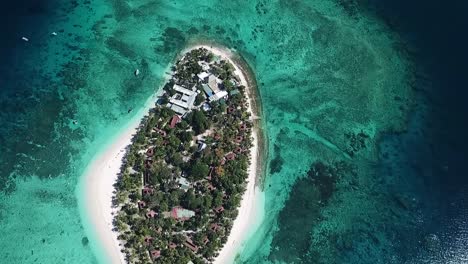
78,92 -> 159,264
188,45 -> 265,264
79,44 -> 264,264
184,45 -> 264,264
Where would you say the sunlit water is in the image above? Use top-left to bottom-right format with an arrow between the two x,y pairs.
0,0 -> 467,263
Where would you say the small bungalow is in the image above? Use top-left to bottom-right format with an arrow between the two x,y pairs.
169,242 -> 177,249
150,250 -> 161,260
153,128 -> 167,137
235,147 -> 243,154
169,115 -> 181,128
142,187 -> 154,196
144,236 -> 153,244
146,210 -> 158,219
226,152 -> 236,161
184,237 -> 198,253
146,148 -> 154,157
210,223 -> 221,232
138,201 -> 146,209
235,136 -> 243,143
214,206 -> 225,214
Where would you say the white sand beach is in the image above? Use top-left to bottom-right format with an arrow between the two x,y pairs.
80,89 -> 160,264
80,45 -> 263,264
193,45 -> 265,264
82,126 -> 132,264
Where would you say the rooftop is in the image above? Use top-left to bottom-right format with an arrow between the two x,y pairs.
208,75 -> 221,93
209,91 -> 228,102
169,115 -> 181,128
168,103 -> 188,116
230,89 -> 240,95
177,177 -> 191,191
197,71 -> 210,81
173,84 -> 196,96
171,206 -> 195,220
202,84 -> 213,97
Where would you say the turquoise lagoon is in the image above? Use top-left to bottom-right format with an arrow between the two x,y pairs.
0,0 -> 434,263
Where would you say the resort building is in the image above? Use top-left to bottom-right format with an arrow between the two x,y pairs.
177,177 -> 191,191
201,78 -> 228,102
209,90 -> 228,102
168,206 -> 195,221
197,71 -> 210,82
168,84 -> 197,116
208,75 -> 221,93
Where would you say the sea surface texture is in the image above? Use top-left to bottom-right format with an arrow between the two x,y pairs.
0,0 -> 467,263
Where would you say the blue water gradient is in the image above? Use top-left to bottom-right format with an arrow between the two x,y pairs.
369,1 -> 468,262
0,0 -> 467,263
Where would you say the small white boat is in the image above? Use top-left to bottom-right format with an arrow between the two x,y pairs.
51,32 -> 57,36
135,69 -> 140,76
22,37 -> 29,42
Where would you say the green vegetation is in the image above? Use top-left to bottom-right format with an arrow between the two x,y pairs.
114,48 -> 254,263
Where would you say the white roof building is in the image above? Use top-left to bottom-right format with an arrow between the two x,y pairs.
169,103 -> 187,116
173,85 -> 196,96
177,177 -> 191,191
208,75 -> 221,93
197,61 -> 210,71
197,72 -> 210,82
209,91 -> 228,102
169,84 -> 197,113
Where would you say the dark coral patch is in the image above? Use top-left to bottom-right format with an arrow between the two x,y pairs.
155,27 -> 186,53
269,144 -> 284,174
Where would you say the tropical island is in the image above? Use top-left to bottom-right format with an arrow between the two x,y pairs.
111,46 -> 261,264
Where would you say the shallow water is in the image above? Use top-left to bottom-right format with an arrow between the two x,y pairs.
0,0 -> 467,263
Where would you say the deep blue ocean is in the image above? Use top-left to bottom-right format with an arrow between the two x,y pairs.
1,0 -> 467,263
371,1 -> 468,262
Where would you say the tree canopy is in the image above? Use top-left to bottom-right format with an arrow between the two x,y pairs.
190,160 -> 209,181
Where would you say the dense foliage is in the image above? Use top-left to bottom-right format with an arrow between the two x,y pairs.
114,48 -> 254,264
